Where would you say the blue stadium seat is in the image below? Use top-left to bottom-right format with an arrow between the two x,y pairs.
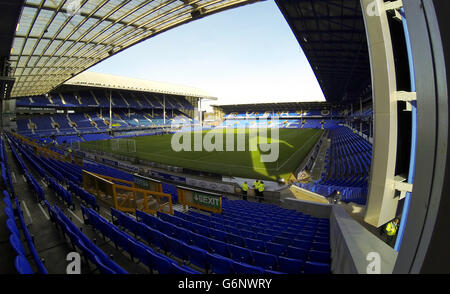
277,256 -> 304,274
257,232 -> 273,242
183,244 -> 208,271
225,226 -> 241,236
130,243 -> 155,272
208,238 -> 230,257
291,239 -> 312,250
174,227 -> 192,245
151,252 -> 173,274
311,241 -> 330,252
114,230 -> 136,260
150,229 -> 169,252
166,236 -> 187,260
206,253 -> 234,274
239,229 -> 258,239
264,269 -> 285,274
191,233 -> 210,251
286,246 -> 308,260
210,222 -> 226,231
196,224 -> 211,237
308,250 -> 331,263
226,233 -> 245,247
93,256 -> 116,274
233,262 -> 265,274
245,238 -> 266,252
272,235 -> 291,246
228,244 -> 253,264
3,196 -> 12,208
266,242 -> 287,256
170,263 -> 201,274
74,238 -> 97,267
173,210 -> 186,219
209,228 -> 227,241
281,232 -> 297,240
10,234 -> 26,256
4,206 -> 15,219
252,251 -> 278,271
304,261 -> 331,274
6,218 -> 20,237
15,255 -> 34,274
314,236 -> 329,244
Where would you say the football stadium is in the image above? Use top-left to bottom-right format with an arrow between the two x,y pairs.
0,0 -> 449,278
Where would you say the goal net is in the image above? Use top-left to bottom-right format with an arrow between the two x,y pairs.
111,138 -> 136,153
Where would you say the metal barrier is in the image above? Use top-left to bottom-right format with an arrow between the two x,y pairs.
177,185 -> 222,214
133,173 -> 163,193
11,132 -> 70,162
82,170 -> 173,215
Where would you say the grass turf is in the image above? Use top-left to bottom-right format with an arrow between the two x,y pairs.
80,128 -> 323,181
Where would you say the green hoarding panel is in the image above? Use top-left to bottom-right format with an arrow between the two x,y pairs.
192,192 -> 221,210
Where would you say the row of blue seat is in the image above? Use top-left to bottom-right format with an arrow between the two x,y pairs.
2,136 -> 49,274
8,137 -> 46,202
194,201 -> 329,223
7,133 -> 131,274
67,180 -> 99,211
10,139 -> 47,179
4,191 -> 48,274
218,200 -> 330,235
1,161 -> 13,194
8,135 -> 74,209
81,205 -> 201,274
298,127 -> 371,205
115,209 -> 330,274
16,92 -> 193,110
168,211 -> 329,257
41,157 -> 81,184
221,198 -> 329,220
172,210 -> 330,249
43,201 -> 129,274
192,211 -> 330,237
45,175 -> 74,209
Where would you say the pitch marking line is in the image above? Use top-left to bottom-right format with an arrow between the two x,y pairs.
276,131 -> 323,171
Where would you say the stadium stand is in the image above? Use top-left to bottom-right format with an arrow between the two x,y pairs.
295,126 -> 372,205
1,136 -> 48,274
2,130 -> 334,274
14,88 -> 197,144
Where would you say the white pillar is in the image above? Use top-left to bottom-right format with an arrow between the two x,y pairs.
109,90 -> 112,131
163,94 -> 166,125
361,0 -> 400,227
198,98 -> 202,126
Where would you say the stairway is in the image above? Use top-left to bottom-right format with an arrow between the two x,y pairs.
85,113 -> 99,130
90,90 -> 100,106
50,117 -> 60,133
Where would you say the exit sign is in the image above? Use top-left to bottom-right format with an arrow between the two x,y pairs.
192,192 -> 221,210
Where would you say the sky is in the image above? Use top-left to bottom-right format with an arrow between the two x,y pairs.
89,0 -> 325,111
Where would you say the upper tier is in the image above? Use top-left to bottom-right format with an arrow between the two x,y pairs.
223,109 -> 345,119
15,90 -> 194,110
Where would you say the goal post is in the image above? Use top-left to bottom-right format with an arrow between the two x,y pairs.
111,138 -> 136,153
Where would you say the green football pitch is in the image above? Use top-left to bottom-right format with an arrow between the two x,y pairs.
80,128 -> 323,181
